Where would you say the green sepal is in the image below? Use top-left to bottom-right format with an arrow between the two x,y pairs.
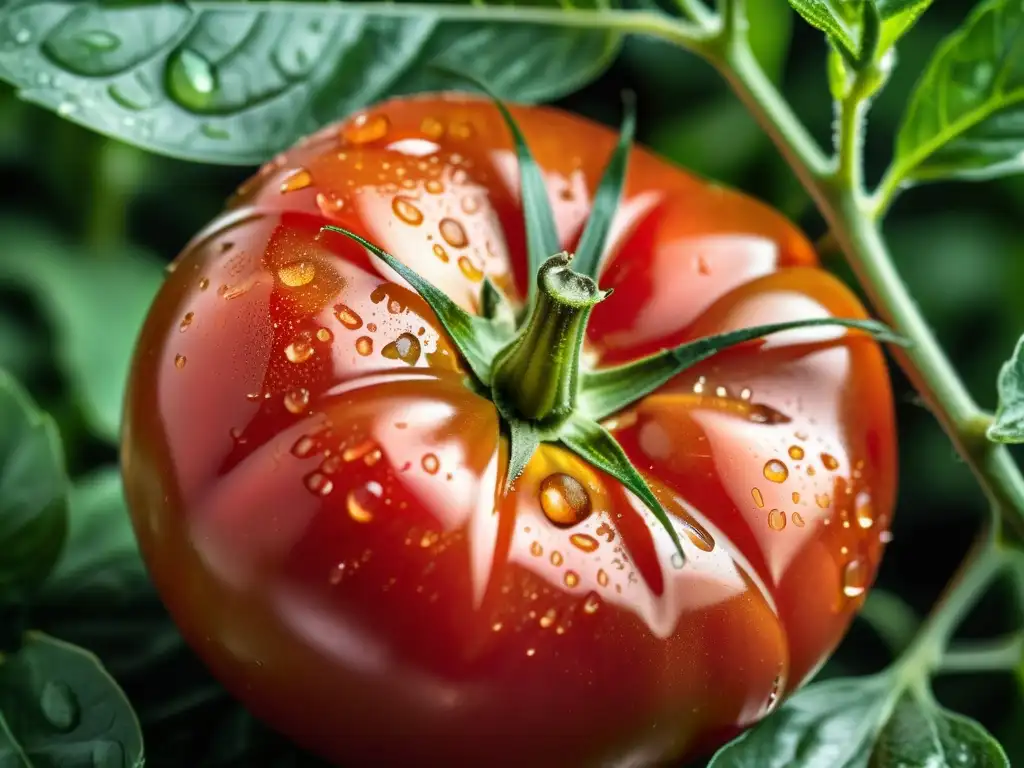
559,414 -> 685,560
504,419 -> 542,492
580,317 -> 907,421
572,92 -> 637,281
320,226 -> 506,385
480,277 -> 517,337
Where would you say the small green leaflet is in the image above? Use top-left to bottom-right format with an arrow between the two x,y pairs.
559,415 -> 684,559
0,632 -> 144,767
504,420 -> 541,491
572,92 -> 636,281
873,687 -> 1009,767
320,226 -> 508,385
580,317 -> 906,422
708,673 -> 1007,767
0,369 -> 67,604
987,334 -> 1024,443
891,0 -> 1024,186
0,0 -> 618,164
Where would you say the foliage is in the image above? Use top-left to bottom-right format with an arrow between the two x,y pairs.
1,0 -> 1024,766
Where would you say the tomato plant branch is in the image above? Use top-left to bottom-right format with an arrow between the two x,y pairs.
939,632 -> 1024,675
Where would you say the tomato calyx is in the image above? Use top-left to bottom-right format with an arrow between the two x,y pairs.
320,90 -> 908,558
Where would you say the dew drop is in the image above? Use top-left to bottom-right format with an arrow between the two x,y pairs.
335,304 -> 363,329
305,472 -> 334,497
821,453 -> 840,471
569,533 -> 599,553
539,608 -> 557,628
355,336 -> 373,356
461,195 -> 480,214
458,256 -> 484,282
421,453 -> 440,474
842,559 -> 867,598
539,474 -> 593,527
530,541 -> 543,557
879,530 -> 893,544
420,116 -> 445,139
347,485 -> 379,523
316,328 -> 333,343
425,179 -> 444,194
40,681 -> 78,731
792,491 -> 801,504
381,332 -> 422,365
751,487 -> 764,508
199,277 -> 210,290
432,243 -> 449,262
855,492 -> 874,528
330,563 -> 347,584
316,191 -> 345,215
550,551 -> 564,567
583,592 -> 601,614
285,337 -> 315,363
670,552 -> 685,570
526,648 -> 536,657
815,493 -> 831,509
280,168 -> 312,194
439,218 -> 468,248
284,388 -> 310,414
788,445 -> 805,460
278,260 -> 315,287
767,508 -> 787,531
179,312 -> 194,332
344,113 -> 390,144
291,436 -> 317,458
792,511 -> 805,527
491,621 -> 503,632
564,571 -> 580,588
174,354 -> 187,369
449,121 -> 473,139
392,195 -> 423,225
342,439 -> 377,463
763,459 -> 789,483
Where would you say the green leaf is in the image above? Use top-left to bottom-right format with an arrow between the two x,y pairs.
707,674 -> 895,767
0,0 -> 619,165
0,221 -> 163,443
581,317 -> 906,422
572,91 -> 635,281
0,369 -> 67,604
321,225 -> 505,384
988,333 -> 1024,443
559,414 -> 684,559
480,277 -> 516,335
873,687 -> 1008,767
504,420 -> 541,491
40,468 -> 144,601
876,0 -> 932,52
0,631 -> 144,767
891,0 -> 1024,185
786,0 -> 863,63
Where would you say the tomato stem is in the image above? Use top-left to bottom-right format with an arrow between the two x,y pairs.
491,254 -> 609,427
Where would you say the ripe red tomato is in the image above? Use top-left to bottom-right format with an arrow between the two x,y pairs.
122,94 -> 896,767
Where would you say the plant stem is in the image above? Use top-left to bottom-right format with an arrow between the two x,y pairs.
939,632 -> 1024,674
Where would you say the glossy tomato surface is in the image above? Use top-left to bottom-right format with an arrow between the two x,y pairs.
122,94 -> 896,767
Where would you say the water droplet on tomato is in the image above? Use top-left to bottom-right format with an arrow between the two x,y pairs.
792,511 -> 805,527
570,533 -> 599,553
347,489 -> 375,523
751,487 -> 764,508
530,541 -> 543,557
334,304 -> 363,329
291,435 -> 317,458
596,521 -> 615,542
280,168 -> 312,194
670,552 -> 685,569
305,472 -> 334,497
381,332 -> 422,365
355,336 -> 373,356
842,559 -> 867,598
539,608 -> 557,628
179,312 -> 194,332
821,453 -> 840,471
816,493 -> 831,508
284,388 -> 310,414
526,648 -> 536,657
392,195 -> 423,225
420,116 -> 444,139
432,243 -> 449,262
768,508 -> 787,531
316,327 -> 333,343
421,453 -> 440,474
198,277 -> 210,290
458,256 -> 484,282
564,571 -> 580,588
329,562 -> 347,584
539,474 -> 593,527
763,459 -> 789,483
491,621 -> 503,632
792,491 -> 801,504
439,217 -> 468,248
344,113 -> 390,144
449,120 -> 473,139
597,569 -> 609,587
855,492 -> 874,528
285,335 -> 315,363
550,551 -> 563,567
174,354 -> 186,369
425,179 -> 444,194
583,593 -> 601,614
461,195 -> 480,214
788,445 -> 805,460
767,674 -> 782,712
40,681 -> 78,731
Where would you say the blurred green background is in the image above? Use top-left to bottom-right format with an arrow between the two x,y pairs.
2,1 -> 1023,765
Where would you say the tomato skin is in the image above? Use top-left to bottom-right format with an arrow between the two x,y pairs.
122,94 -> 896,767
